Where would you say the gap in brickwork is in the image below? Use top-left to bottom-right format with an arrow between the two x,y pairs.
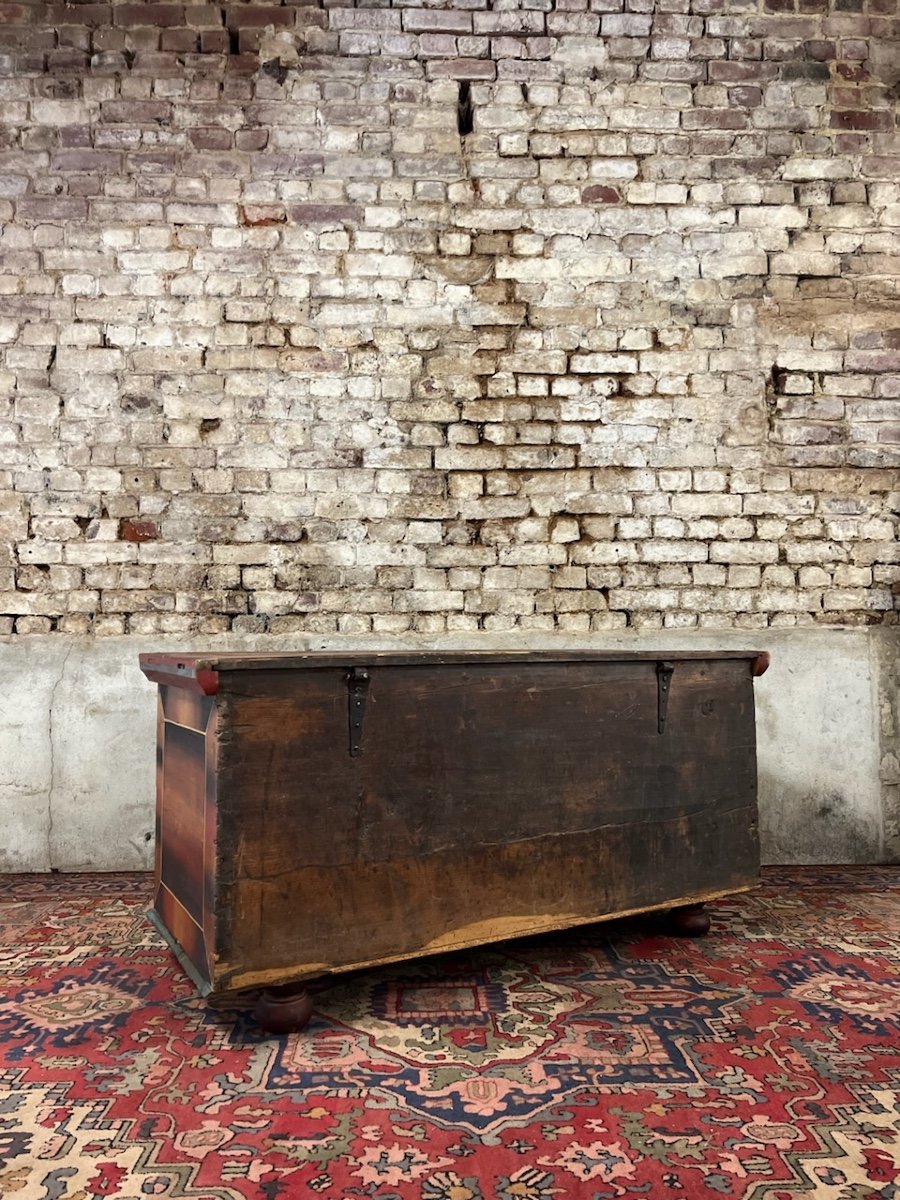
457,81 -> 474,137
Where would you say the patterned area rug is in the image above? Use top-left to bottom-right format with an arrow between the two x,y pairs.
0,870 -> 897,1200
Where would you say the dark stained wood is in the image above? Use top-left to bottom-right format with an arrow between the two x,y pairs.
202,705 -> 219,976
141,648 -> 763,679
151,687 -> 217,991
667,903 -> 712,937
253,984 -> 314,1034
140,651 -> 765,1006
160,722 -> 205,925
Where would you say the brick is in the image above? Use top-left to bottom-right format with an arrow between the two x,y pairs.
582,185 -> 621,203
473,12 -> 546,35
426,59 -> 497,81
120,519 -> 159,543
100,101 -> 172,123
402,11 -> 473,35
224,5 -> 293,29
16,197 -> 88,221
288,204 -> 363,227
710,542 -> 780,564
570,353 -> 638,373
114,5 -> 185,28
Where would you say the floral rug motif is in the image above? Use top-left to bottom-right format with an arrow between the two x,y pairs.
0,868 -> 897,1199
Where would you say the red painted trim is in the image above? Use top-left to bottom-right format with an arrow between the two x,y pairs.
195,669 -> 219,696
139,654 -> 220,695
752,652 -> 771,677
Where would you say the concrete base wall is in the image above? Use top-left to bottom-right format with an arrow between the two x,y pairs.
1,629 -> 897,872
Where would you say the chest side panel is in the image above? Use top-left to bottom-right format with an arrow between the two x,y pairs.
150,686 -> 219,992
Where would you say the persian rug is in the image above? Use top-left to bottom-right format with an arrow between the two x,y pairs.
0,869 -> 897,1200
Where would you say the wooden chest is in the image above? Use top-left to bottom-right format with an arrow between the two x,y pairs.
139,649 -> 768,1026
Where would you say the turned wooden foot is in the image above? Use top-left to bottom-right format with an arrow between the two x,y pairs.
253,984 -> 314,1033
667,903 -> 711,937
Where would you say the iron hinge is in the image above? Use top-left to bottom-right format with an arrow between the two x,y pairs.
657,660 -> 675,734
348,666 -> 370,757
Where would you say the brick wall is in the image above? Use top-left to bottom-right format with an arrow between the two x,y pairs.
0,0 -> 898,637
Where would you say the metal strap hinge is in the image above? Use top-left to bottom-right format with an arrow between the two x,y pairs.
657,660 -> 674,735
348,667 -> 370,757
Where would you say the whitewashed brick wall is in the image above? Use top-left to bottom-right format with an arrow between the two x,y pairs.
0,0 -> 898,637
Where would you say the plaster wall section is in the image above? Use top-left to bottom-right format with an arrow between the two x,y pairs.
0,638 -> 55,870
0,629 -> 895,872
873,627 -> 900,859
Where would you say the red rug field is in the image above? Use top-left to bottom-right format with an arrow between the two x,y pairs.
0,868 -> 897,1199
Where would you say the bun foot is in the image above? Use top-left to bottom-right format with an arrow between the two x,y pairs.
253,984 -> 313,1033
667,904 -> 711,937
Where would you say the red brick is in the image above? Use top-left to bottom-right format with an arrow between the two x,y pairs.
836,62 -> 870,82
831,109 -> 893,131
183,5 -> 224,29
225,5 -> 293,28
240,203 -> 286,226
223,51 -> 257,71
199,29 -> 228,53
161,29 -> 201,52
582,185 -> 621,203
842,39 -> 869,59
114,4 -> 185,28
803,39 -> 836,59
120,521 -> 160,544
835,133 -> 868,153
46,4 -> 110,27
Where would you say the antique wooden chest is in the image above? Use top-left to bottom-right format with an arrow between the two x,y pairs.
139,649 -> 769,1030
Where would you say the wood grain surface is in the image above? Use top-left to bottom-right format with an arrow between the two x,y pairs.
152,688 -> 218,991
195,656 -> 760,995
